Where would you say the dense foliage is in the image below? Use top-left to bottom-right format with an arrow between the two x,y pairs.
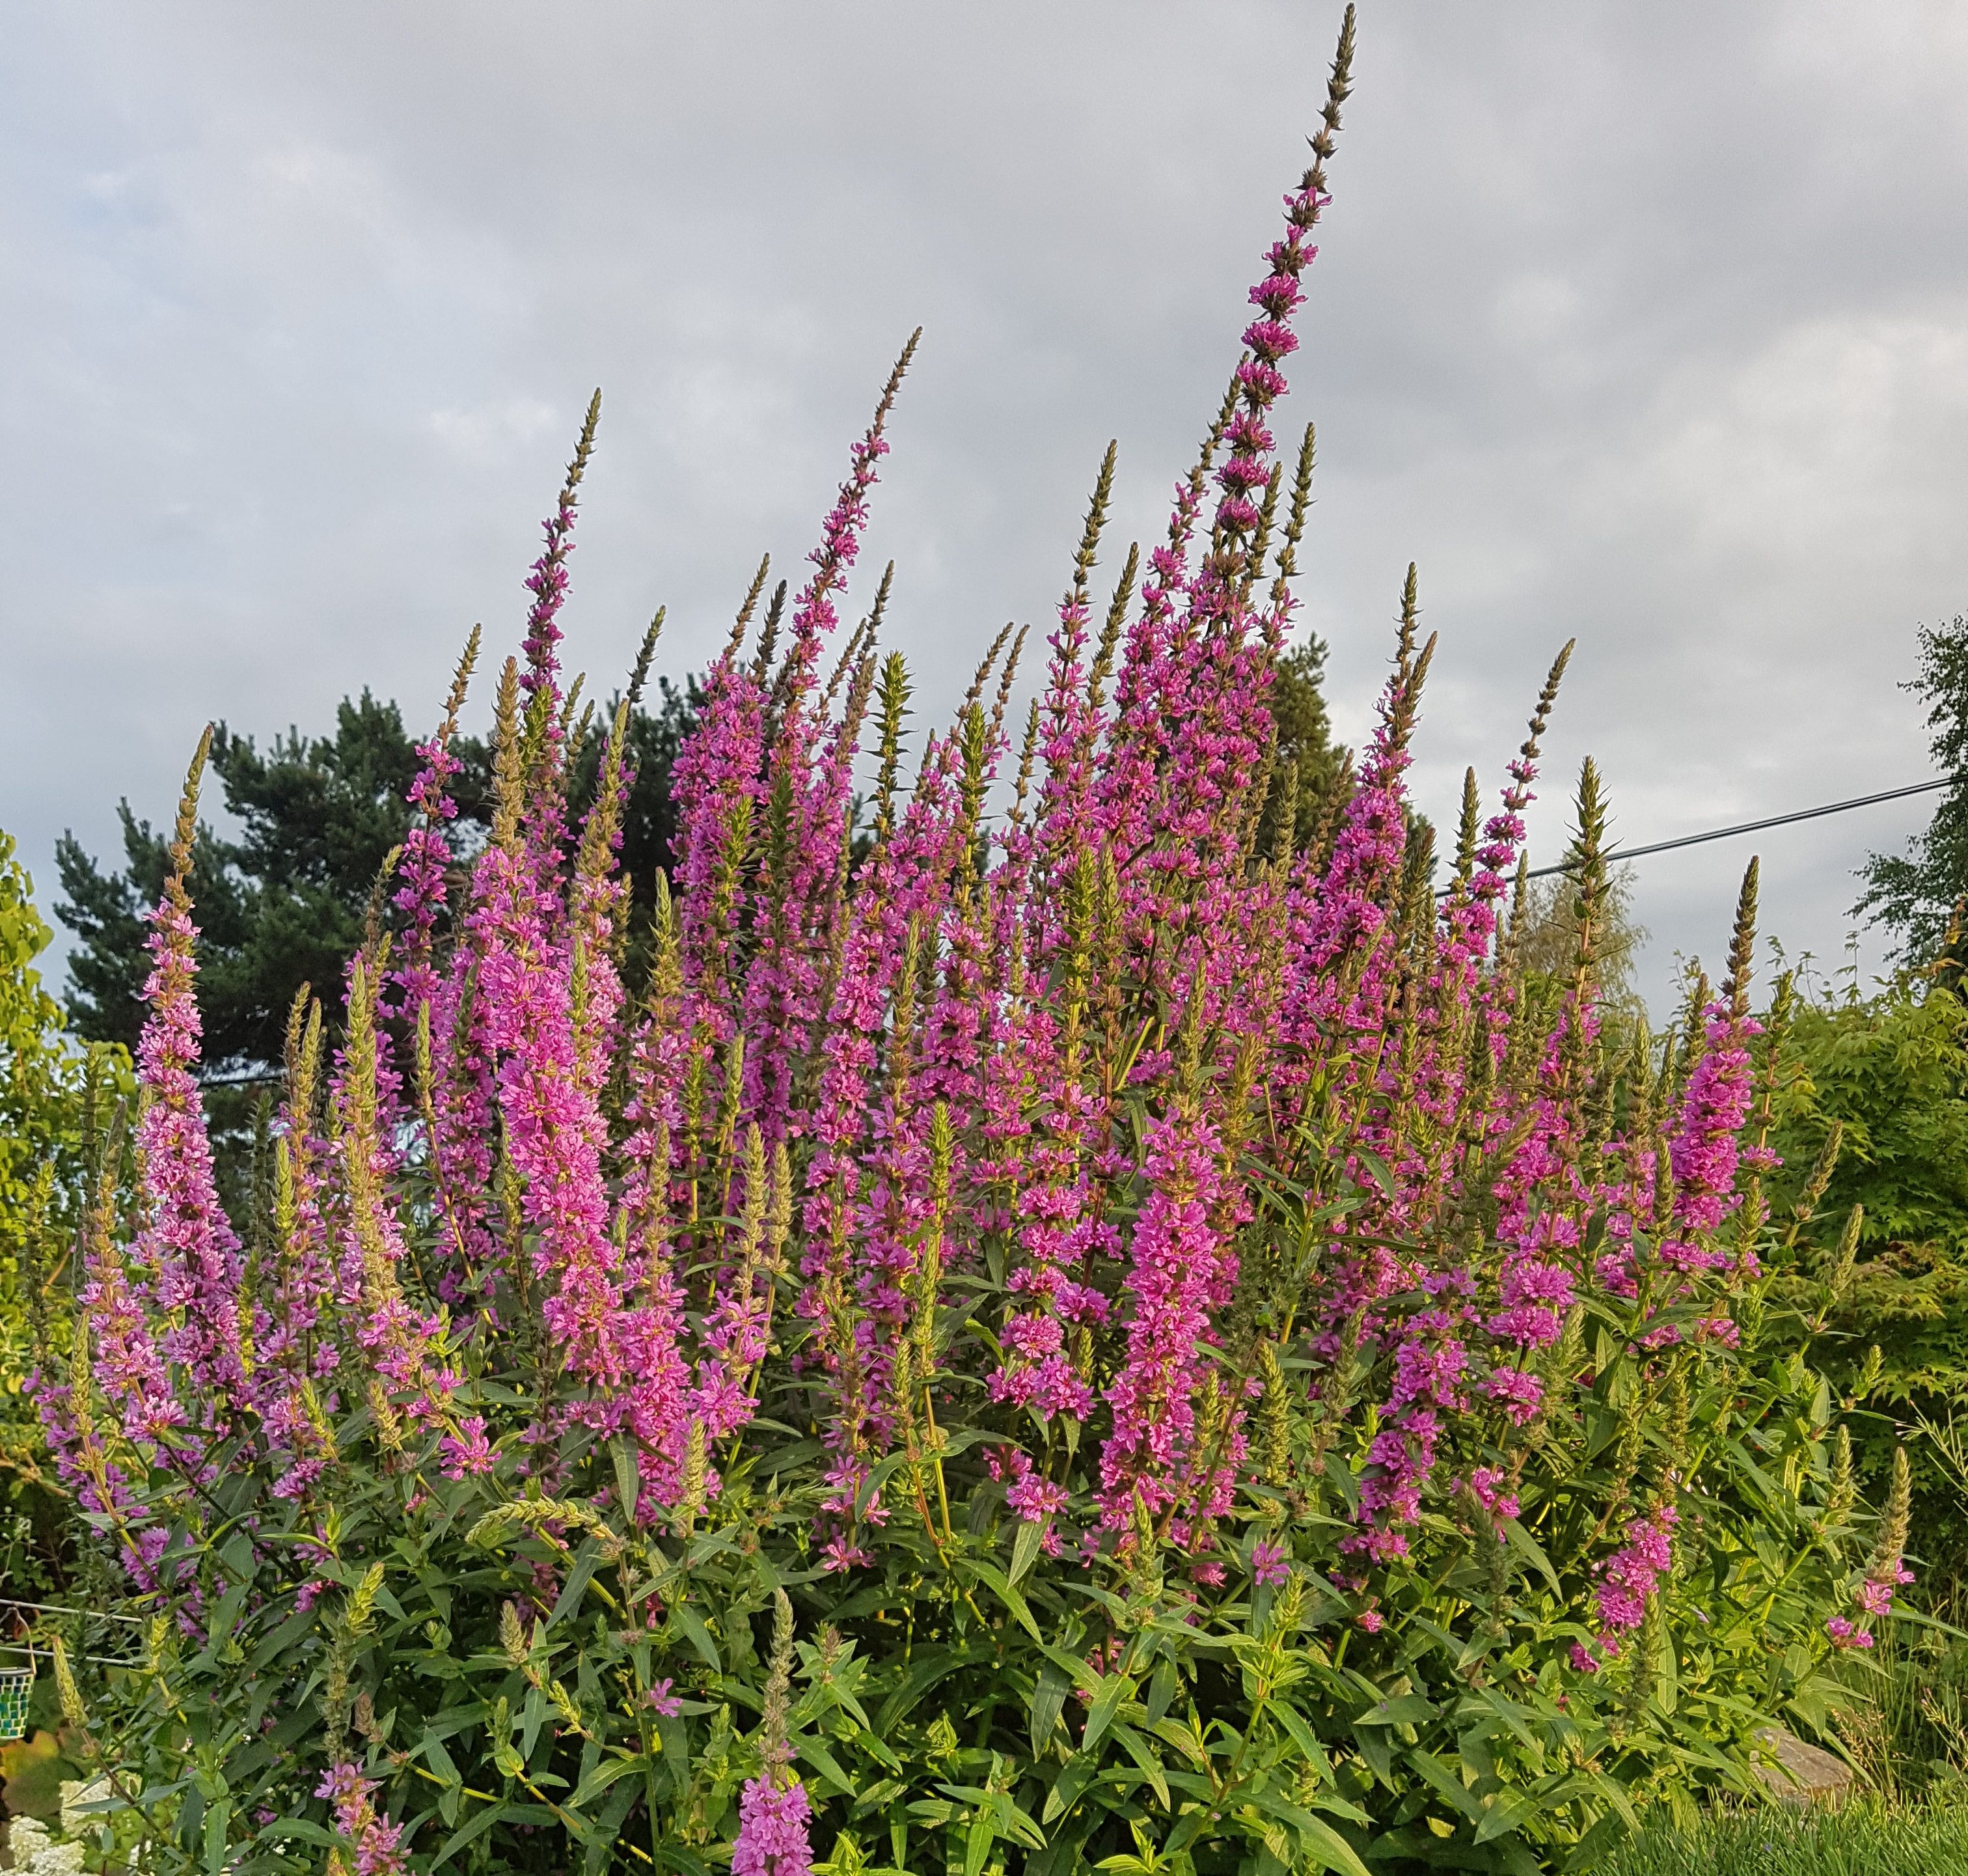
1854,611 -> 1968,964
21,16 -> 1917,1875
1761,967 -> 1968,1597
0,830 -> 128,1591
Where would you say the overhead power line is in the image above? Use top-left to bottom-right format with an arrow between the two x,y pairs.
1519,777 -> 1951,883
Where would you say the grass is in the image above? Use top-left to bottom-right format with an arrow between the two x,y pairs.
1605,1800 -> 1968,1876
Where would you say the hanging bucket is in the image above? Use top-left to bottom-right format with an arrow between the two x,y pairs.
0,1664 -> 33,1741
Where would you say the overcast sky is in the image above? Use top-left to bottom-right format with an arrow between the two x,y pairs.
7,0 -> 1968,1012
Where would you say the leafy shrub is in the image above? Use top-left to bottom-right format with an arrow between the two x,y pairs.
0,828 -> 128,1594
1855,610 -> 1968,964
1763,971 -> 1968,1595
29,14 -> 1898,1875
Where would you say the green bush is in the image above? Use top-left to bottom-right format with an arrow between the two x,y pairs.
1764,971 -> 1968,1599
0,827 -> 128,1594
23,16 -> 1915,1875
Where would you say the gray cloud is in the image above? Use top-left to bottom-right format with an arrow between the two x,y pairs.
6,0 -> 1967,1008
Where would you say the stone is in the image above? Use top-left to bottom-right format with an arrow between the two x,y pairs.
1752,1726 -> 1855,1807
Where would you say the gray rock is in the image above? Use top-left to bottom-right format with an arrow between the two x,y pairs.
1752,1726 -> 1855,1808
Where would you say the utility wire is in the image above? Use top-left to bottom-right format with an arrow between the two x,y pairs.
1436,776 -> 1952,896
1526,777 -> 1951,880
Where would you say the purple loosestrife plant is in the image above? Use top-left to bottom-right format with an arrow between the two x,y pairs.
36,13 -> 1887,1873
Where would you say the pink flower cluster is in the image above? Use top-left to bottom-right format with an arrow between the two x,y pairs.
36,62 -> 1803,1868
731,1774 -> 813,1876
316,1762 -> 407,1876
1593,1504 -> 1676,1646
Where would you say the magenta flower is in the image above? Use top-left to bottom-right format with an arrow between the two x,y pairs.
1593,1504 -> 1676,1645
1854,1577 -> 1895,1619
1002,1448 -> 1070,1524
1098,1103 -> 1235,1543
316,1762 -> 407,1876
438,1414 -> 495,1481
29,72 -> 1838,1862
1826,1616 -> 1875,1651
116,802 -> 249,1429
731,1774 -> 813,1876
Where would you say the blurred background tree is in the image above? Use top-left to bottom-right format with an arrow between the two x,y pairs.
56,692 -> 426,1072
0,829 -> 131,1593
1856,613 -> 1968,967
1513,861 -> 1649,1014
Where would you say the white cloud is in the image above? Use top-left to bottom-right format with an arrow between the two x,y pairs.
429,398 -> 561,462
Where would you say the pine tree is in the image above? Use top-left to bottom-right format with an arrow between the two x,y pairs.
57,681 -> 698,1074
1257,633 -> 1350,857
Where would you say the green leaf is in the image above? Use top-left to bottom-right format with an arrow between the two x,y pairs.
1109,1723 -> 1169,1809
1284,1808 -> 1371,1876
431,1801 -> 511,1869
964,1810 -> 997,1876
670,1602 -> 722,1674
249,1605 -> 321,1668
202,1797 -> 232,1876
997,1798 -> 1048,1854
1009,1515 -> 1045,1587
569,1752 -> 650,1809
1406,1748 -> 1483,1823
1352,1693 -> 1436,1727
1030,1657 -> 1073,1756
1500,1517 -> 1562,1597
795,1734 -> 856,1797
549,1551 -> 601,1629
1261,1698 -> 1322,1770
1584,1767 -> 1638,1834
1475,1790 -> 1540,1845
1042,1753 -> 1096,1827
966,1558 -> 1043,1645
610,1438 -> 641,1520
583,1782 -> 642,1876
846,1726 -> 903,1774
1351,1722 -> 1394,1788
422,1730 -> 462,1787
1082,1672 -> 1134,1756
875,1646 -> 989,1735
1654,1627 -> 1679,1718
658,1715 -> 689,1792
1147,1716 -> 1210,1770
220,1531 -> 257,1582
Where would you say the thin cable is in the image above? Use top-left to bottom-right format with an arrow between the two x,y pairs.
1530,777 -> 1950,879
0,1598 -> 148,1625
0,1641 -> 134,1665
1435,777 -> 1950,894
